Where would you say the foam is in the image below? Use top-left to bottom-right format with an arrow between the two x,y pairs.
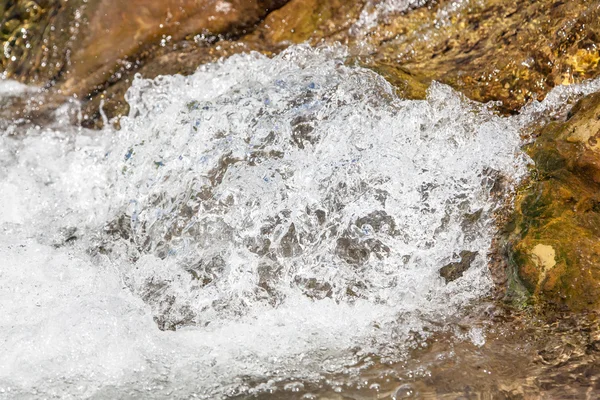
0,45 -> 538,398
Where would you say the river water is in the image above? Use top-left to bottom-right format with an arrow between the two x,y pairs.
1,45 -> 599,399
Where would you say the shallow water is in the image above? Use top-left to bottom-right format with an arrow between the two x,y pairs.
0,45 -> 599,399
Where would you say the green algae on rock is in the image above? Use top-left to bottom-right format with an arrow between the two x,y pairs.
506,92 -> 600,311
0,0 -> 80,85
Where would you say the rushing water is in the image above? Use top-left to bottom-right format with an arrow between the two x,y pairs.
1,45 -> 598,399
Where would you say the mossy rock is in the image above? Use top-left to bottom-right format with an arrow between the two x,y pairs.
505,92 -> 600,312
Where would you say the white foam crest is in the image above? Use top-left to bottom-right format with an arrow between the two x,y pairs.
105,44 -> 528,331
517,77 -> 600,129
351,0 -> 428,34
0,79 -> 35,96
0,45 -> 540,398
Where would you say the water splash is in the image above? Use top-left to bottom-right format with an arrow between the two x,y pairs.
100,44 -> 528,331
0,45 -> 533,398
351,0 -> 428,34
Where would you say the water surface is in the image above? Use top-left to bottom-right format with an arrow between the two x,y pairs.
0,45 -> 597,399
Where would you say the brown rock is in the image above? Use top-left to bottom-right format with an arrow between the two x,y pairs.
440,250 -> 478,283
5,0 -> 600,124
91,0 -> 600,123
505,92 -> 600,311
1,0 -> 291,126
359,0 -> 600,113
1,0 -> 79,85
62,0 -> 290,96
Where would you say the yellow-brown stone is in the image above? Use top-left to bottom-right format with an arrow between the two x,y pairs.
1,1 -> 289,91
358,0 -> 600,113
506,92 -> 600,311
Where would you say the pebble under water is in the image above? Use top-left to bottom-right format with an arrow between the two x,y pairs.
3,44 -> 593,399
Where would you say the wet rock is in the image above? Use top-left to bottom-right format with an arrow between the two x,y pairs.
140,279 -> 196,331
278,0 -> 600,112
1,0 -> 78,85
120,0 -> 600,121
9,0 -> 600,125
61,0 -> 291,96
293,275 -> 332,300
440,250 -> 478,283
335,236 -> 390,265
279,222 -> 302,257
355,210 -> 396,234
335,236 -> 371,265
254,0 -> 364,45
2,1 -> 290,87
361,0 -> 600,113
505,92 -> 600,311
217,0 -> 600,113
1,0 -> 291,126
187,255 -> 226,287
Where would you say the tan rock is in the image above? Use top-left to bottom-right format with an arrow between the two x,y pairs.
62,0 -> 290,96
360,0 -> 600,113
530,244 -> 556,289
6,0 -> 600,125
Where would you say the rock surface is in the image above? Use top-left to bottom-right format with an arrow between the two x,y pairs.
1,0 -> 290,124
440,250 -> 478,283
506,92 -> 600,311
5,0 -> 600,121
357,0 -> 600,113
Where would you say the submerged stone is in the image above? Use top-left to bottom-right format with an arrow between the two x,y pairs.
440,250 -> 478,283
